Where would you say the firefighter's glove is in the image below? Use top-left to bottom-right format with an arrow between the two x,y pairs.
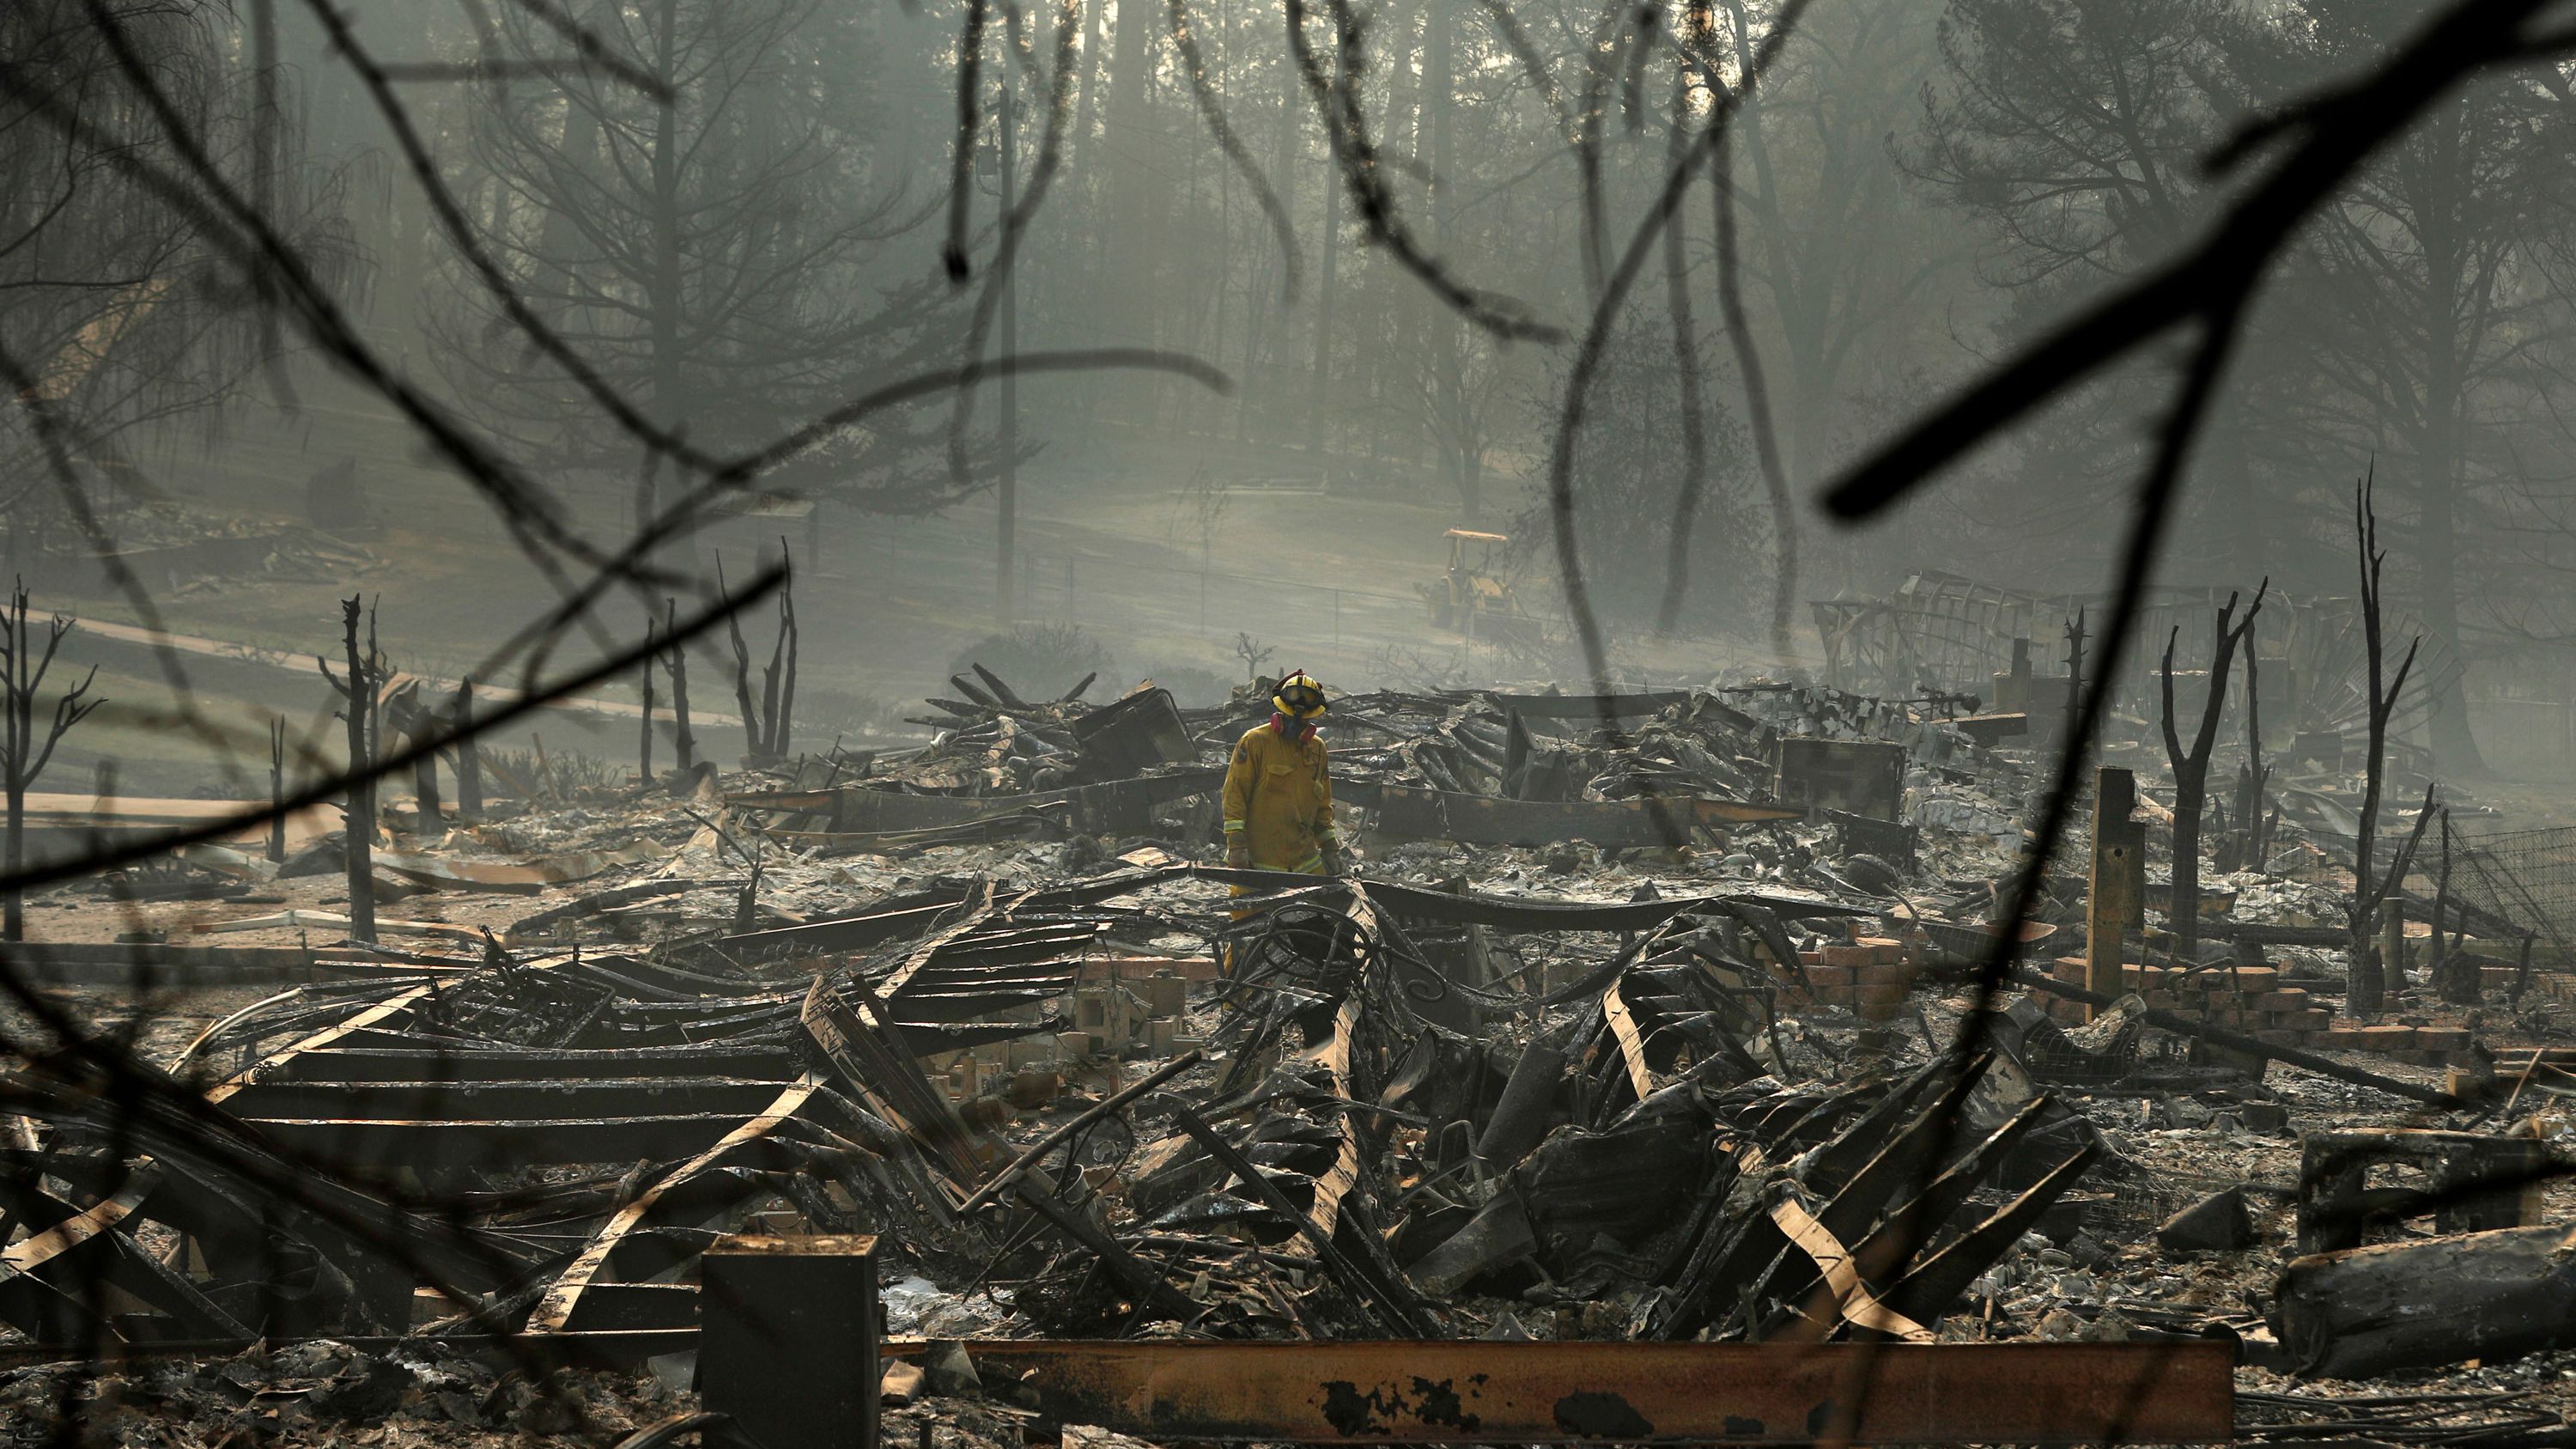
1321,842 -> 1351,878
1225,837 -> 1252,870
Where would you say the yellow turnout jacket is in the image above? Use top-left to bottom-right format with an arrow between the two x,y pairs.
1222,723 -> 1337,873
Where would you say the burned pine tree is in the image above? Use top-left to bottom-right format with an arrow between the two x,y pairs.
0,582 -> 102,942
2158,581 -> 2263,961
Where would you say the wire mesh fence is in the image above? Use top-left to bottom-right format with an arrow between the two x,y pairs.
2286,820 -> 2576,966
2445,825 -> 2576,959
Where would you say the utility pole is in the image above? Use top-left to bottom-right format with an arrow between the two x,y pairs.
995,77 -> 1020,624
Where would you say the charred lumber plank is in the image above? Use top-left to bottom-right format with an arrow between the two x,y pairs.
799,971 -> 984,1191
217,1078 -> 796,1122
946,675 -> 1004,710
1758,1097 -> 2050,1343
233,1112 -> 781,1171
527,1076 -> 821,1335
0,1172 -> 155,1343
971,664 -> 1033,710
952,1338 -> 2233,1445
1764,1193 -> 1935,1342
1879,1139 -> 2101,1330
556,1282 -> 700,1333
205,985 -> 437,1104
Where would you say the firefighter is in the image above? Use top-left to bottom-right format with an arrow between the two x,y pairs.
1221,670 -> 1348,877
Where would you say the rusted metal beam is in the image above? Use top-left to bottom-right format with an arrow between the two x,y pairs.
917,1338 -> 2233,1445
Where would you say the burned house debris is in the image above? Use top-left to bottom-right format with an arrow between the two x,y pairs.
2,642 -> 2574,1449
23,0 -> 2576,1444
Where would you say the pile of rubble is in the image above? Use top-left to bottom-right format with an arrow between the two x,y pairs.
6,666 -> 2576,1446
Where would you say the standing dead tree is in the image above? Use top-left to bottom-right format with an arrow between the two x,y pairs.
719,551 -> 798,765
2431,809 -> 2484,1006
2160,581 -> 2265,962
639,614 -> 658,784
0,581 -> 103,941
266,718 -> 288,863
661,599 -> 696,776
317,597 -> 378,943
2222,634 -> 2275,874
2348,472 -> 2433,1018
384,679 -> 438,832
452,679 -> 482,818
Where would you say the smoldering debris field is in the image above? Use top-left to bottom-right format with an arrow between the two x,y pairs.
21,0 -> 2576,1446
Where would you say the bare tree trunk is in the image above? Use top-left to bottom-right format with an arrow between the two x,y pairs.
2433,812 -> 2480,1004
268,718 -> 288,863
665,599 -> 696,774
0,585 -> 104,941
2231,640 -> 2270,872
770,555 -> 798,758
454,679 -> 482,817
1307,109 -> 1342,460
3,589 -> 25,942
641,0 -> 684,560
2160,587 -> 2264,962
640,624 -> 657,783
339,598 -> 376,943
2350,472 -> 2420,1020
1426,1 -> 1467,517
2,778 -> 19,944
724,563 -> 764,759
1101,0 -> 1163,422
412,721 -> 441,832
